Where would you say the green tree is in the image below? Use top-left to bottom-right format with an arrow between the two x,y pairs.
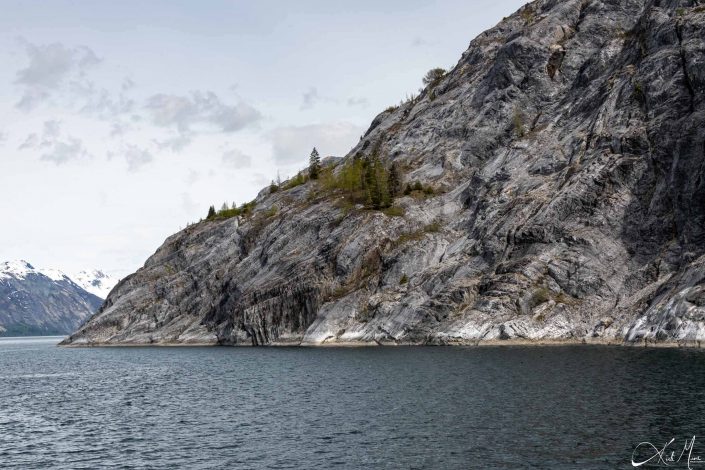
338,156 -> 365,201
207,205 -> 216,219
363,155 -> 391,209
388,162 -> 402,198
309,147 -> 321,179
422,67 -> 447,87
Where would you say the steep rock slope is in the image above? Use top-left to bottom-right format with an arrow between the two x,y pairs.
63,0 -> 705,346
0,261 -> 104,336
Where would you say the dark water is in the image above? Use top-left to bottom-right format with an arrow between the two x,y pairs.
2,338 -> 705,469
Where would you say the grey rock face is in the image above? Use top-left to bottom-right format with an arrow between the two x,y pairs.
63,0 -> 705,347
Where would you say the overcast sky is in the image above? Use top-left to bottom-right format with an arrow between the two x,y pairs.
0,0 -> 526,277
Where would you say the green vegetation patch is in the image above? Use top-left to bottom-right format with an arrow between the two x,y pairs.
392,221 -> 442,249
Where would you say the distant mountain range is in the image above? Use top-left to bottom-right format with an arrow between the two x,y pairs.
0,261 -> 117,336
69,269 -> 117,299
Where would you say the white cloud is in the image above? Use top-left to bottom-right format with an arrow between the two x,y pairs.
80,87 -> 135,118
121,78 -> 135,91
347,96 -> 369,107
18,133 -> 39,150
300,87 -> 341,110
122,145 -> 153,172
107,144 -> 153,172
145,91 -> 261,136
153,134 -> 193,152
109,121 -> 131,137
180,192 -> 200,217
222,148 -> 252,169
411,36 -> 437,47
41,138 -> 89,164
43,120 -> 61,138
250,172 -> 271,187
300,87 -> 320,110
185,170 -> 201,186
18,120 -> 90,164
268,122 -> 364,165
14,40 -> 101,110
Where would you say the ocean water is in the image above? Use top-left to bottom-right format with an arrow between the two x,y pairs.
1,337 -> 705,469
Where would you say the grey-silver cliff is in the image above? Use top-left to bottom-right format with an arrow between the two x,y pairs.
62,0 -> 705,347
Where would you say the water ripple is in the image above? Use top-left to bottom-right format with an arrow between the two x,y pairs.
1,340 -> 705,468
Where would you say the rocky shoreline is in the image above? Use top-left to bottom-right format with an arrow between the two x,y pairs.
60,337 -> 705,349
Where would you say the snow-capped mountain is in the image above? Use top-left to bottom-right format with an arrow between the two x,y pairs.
69,269 -> 117,299
0,260 -> 116,336
0,259 -> 69,282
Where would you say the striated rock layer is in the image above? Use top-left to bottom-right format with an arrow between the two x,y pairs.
63,0 -> 705,347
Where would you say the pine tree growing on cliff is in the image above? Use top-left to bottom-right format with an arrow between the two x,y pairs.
363,155 -> 391,209
388,162 -> 402,198
207,205 -> 216,219
422,67 -> 447,87
309,147 -> 321,180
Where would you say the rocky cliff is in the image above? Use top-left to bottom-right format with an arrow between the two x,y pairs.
62,0 -> 705,347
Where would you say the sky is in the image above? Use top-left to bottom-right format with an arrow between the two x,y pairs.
0,0 -> 527,277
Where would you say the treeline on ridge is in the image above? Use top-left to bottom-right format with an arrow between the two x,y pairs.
205,145 -> 436,222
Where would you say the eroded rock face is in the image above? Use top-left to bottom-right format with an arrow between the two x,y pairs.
62,0 -> 705,347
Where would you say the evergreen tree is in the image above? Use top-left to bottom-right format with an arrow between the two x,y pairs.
363,155 -> 391,209
269,179 -> 279,193
377,159 -> 391,209
207,205 -> 216,219
388,162 -> 402,198
363,156 -> 375,206
422,67 -> 447,87
309,147 -> 321,179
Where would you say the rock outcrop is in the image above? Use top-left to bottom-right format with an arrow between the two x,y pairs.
63,0 -> 705,347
